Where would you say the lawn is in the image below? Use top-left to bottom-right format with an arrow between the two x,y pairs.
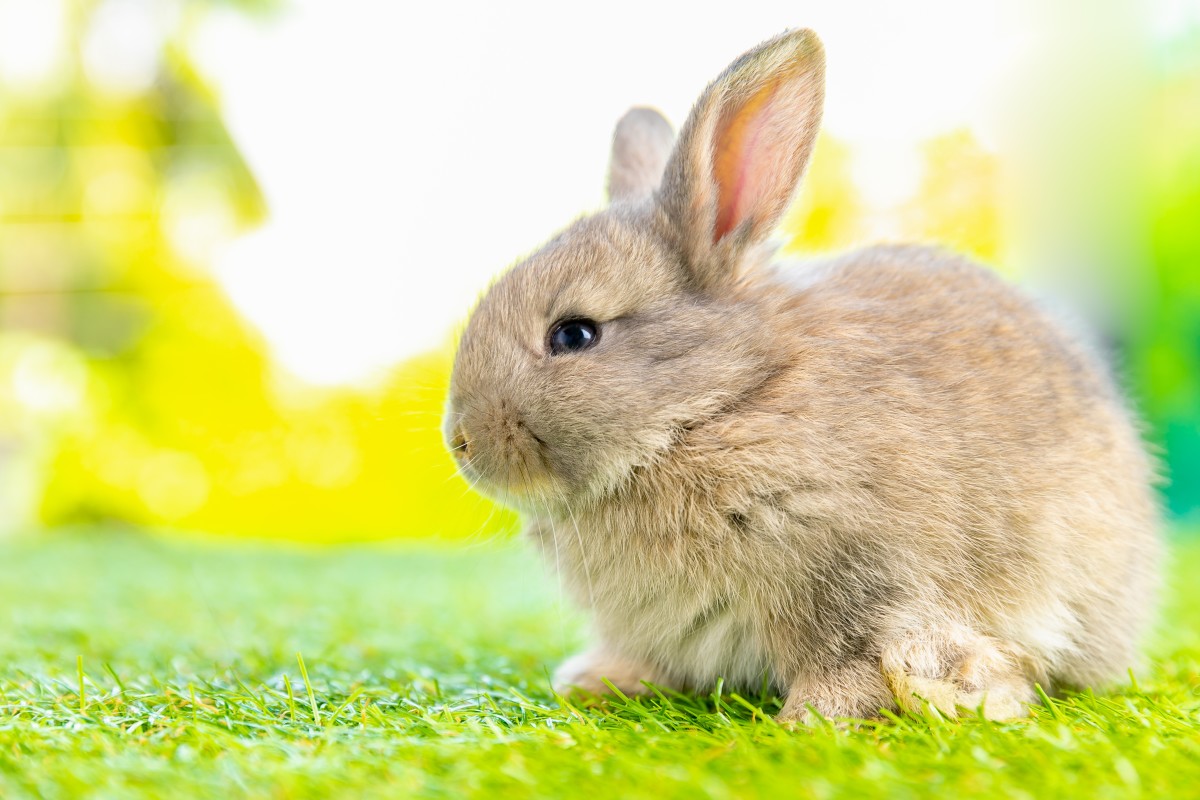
1,529 -> 1198,799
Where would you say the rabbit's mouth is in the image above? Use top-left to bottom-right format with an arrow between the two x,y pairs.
444,401 -> 563,507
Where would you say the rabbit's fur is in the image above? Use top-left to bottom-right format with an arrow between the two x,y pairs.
445,29 -> 1161,722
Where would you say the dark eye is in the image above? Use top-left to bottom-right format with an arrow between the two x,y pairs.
548,318 -> 600,355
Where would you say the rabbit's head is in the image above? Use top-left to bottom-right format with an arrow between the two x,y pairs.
445,29 -> 825,509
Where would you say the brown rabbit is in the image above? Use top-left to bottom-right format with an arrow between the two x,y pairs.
444,29 -> 1161,722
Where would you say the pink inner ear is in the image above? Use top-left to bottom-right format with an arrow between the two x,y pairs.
712,78 -> 786,243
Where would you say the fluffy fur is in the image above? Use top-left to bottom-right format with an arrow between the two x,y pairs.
607,107 -> 674,203
444,29 -> 1161,723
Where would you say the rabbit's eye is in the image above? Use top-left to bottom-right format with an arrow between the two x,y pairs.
548,319 -> 600,355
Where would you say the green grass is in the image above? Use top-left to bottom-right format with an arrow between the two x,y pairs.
1,529 -> 1198,799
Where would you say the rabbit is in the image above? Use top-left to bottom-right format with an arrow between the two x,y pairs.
443,28 -> 1162,723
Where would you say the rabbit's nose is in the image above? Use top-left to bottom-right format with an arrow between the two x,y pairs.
449,424 -> 471,461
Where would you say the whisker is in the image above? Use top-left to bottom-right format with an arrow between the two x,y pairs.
373,410 -> 447,419
563,500 -> 596,614
534,486 -> 572,666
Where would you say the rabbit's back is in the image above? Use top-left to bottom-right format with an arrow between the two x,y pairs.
755,244 -> 1160,685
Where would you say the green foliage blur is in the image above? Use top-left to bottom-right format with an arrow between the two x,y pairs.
0,3 -> 1196,541
1136,34 -> 1200,518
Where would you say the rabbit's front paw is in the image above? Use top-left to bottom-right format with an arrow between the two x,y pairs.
551,647 -> 664,698
881,625 -> 1037,721
777,660 -> 895,725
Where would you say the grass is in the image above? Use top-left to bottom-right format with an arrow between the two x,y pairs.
1,528 -> 1198,799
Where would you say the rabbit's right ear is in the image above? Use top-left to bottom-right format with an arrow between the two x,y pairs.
607,107 -> 675,204
658,29 -> 825,291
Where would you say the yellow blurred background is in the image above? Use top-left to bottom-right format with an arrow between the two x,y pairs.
0,0 -> 1197,541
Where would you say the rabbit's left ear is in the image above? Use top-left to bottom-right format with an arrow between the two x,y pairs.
658,29 -> 825,290
607,107 -> 675,203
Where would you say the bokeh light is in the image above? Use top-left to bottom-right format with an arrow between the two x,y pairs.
0,0 -> 1196,540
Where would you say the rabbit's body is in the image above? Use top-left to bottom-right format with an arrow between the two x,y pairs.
537,240 -> 1157,709
446,30 -> 1161,721
531,239 -> 1158,718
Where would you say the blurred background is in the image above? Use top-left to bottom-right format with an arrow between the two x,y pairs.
0,0 -> 1196,542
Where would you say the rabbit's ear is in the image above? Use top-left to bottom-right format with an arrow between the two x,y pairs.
607,108 -> 675,203
658,29 -> 825,290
